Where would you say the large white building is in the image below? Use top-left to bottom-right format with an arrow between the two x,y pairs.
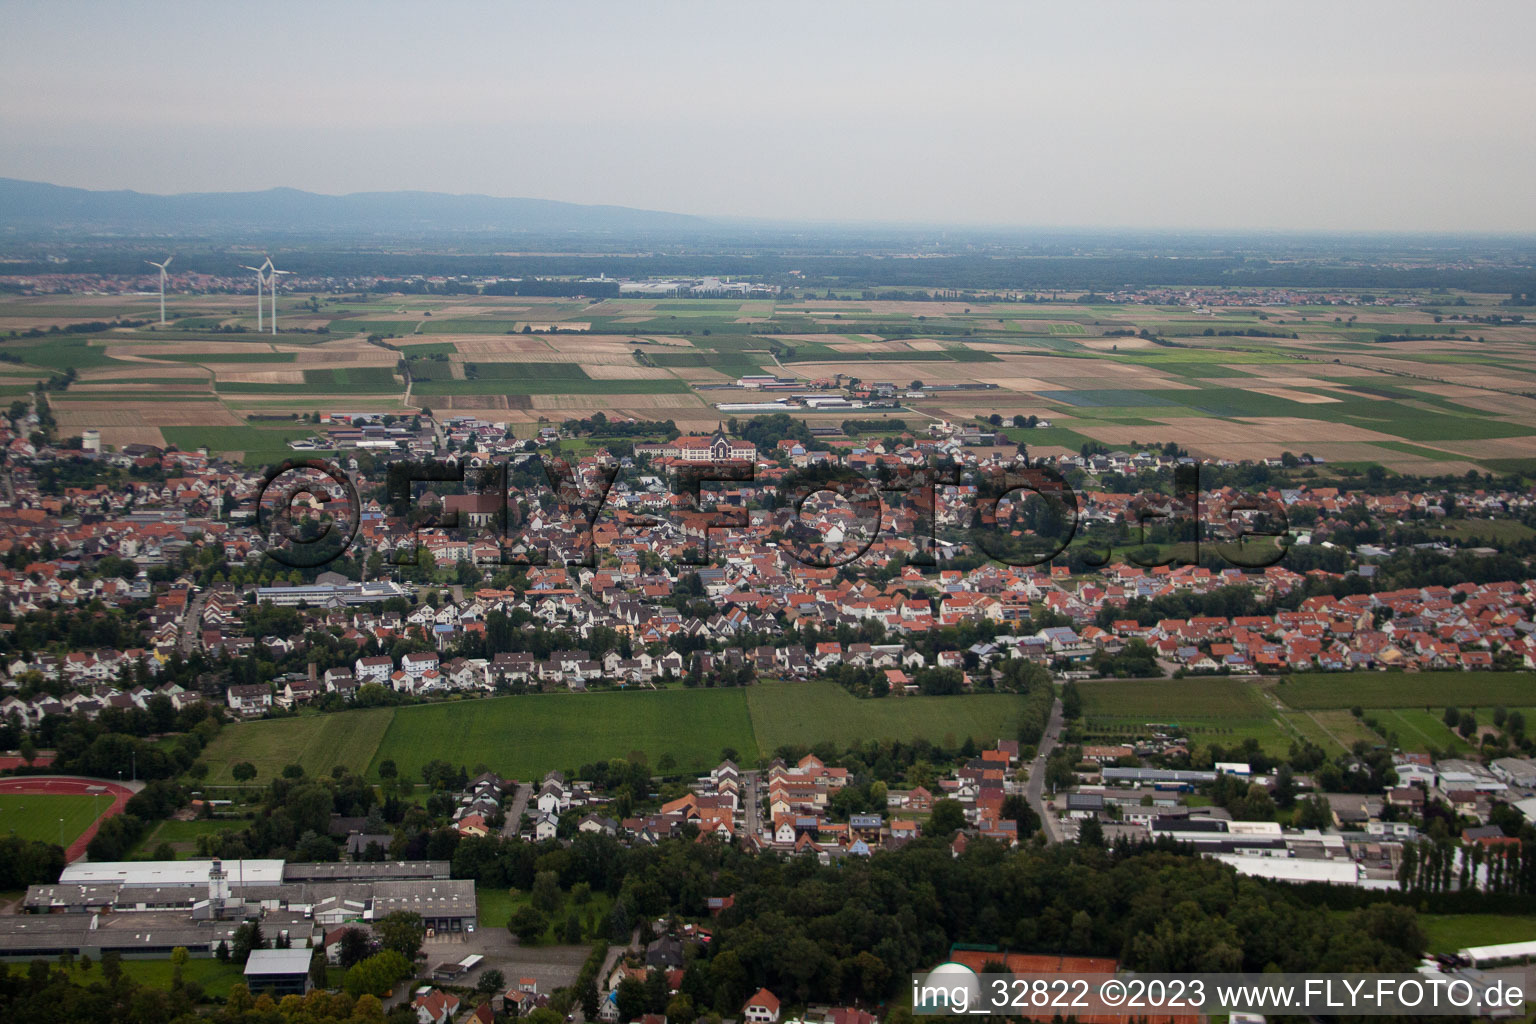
635,425 -> 756,462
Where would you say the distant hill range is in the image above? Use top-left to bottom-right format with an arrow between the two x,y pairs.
0,177 -> 706,235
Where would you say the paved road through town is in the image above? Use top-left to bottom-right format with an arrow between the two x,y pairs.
501,782 -> 532,838
1024,694 -> 1065,844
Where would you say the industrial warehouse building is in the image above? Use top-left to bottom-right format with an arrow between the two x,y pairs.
244,947 -> 317,997
0,858 -> 474,961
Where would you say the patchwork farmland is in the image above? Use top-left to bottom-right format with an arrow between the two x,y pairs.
3,289 -> 1534,472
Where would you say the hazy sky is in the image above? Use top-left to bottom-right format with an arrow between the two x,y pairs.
3,1 -> 1534,232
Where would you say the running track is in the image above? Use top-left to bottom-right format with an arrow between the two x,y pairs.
0,775 -> 137,862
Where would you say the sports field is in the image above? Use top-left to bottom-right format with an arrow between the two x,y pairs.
0,793 -> 102,847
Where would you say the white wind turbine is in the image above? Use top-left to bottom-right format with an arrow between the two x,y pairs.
267,260 -> 294,335
145,256 -> 173,326
239,259 -> 272,332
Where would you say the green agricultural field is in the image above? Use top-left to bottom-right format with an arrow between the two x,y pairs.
1303,709 -> 1385,750
465,361 -> 590,380
475,885 -> 613,942
1275,671 -> 1536,710
745,682 -> 1025,756
0,336 -> 119,370
301,367 -> 401,390
1079,677 -> 1268,719
1038,389 -> 1182,408
1375,708 -> 1474,755
1079,678 -> 1293,753
370,689 -> 755,781
197,707 -> 394,784
64,958 -> 249,999
1275,710 -> 1347,753
1430,519 -> 1536,545
1419,914 -> 1536,954
0,793 -> 102,847
647,351 -> 766,375
134,817 -> 250,858
194,685 -> 1044,783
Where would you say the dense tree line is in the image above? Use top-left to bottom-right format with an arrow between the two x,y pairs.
447,832 -> 1424,1012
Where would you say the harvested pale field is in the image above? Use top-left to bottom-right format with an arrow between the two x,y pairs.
1340,356 -> 1536,388
819,340 -> 924,353
215,370 -> 306,384
1034,375 -> 1198,392
1078,337 -> 1157,351
76,365 -> 211,382
1080,416 -> 1396,447
668,369 -> 735,383
261,317 -> 331,331
796,334 -> 890,346
1422,392 -> 1536,421
1433,437 -> 1536,459
1285,442 -> 1413,462
581,364 -> 681,380
292,394 -> 408,406
68,381 -> 213,394
435,336 -> 552,358
998,355 -> 1191,380
1411,383 -> 1509,400
782,361 -> 990,383
968,342 -> 1036,354
424,395 -> 525,412
53,400 -> 244,428
857,301 -> 988,316
975,377 -> 1056,392
630,336 -> 695,348
138,402 -> 246,427
1236,386 -> 1340,404
613,316 -> 655,323
578,301 -> 645,315
97,426 -> 167,448
53,407 -> 147,427
661,415 -> 730,431
426,304 -> 531,316
352,312 -> 433,323
1432,373 -> 1536,390
1384,459 -> 1483,474
449,336 -> 656,363
516,321 -> 592,332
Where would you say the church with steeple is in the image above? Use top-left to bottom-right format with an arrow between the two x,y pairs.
635,423 -> 757,462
